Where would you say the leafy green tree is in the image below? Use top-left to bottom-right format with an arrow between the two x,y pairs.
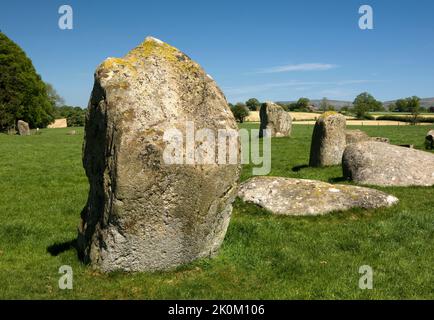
54,105 -> 87,127
0,32 -> 54,130
45,83 -> 65,108
230,103 -> 249,123
393,99 -> 408,112
296,97 -> 310,110
245,98 -> 261,111
406,96 -> 420,124
352,92 -> 383,119
320,97 -> 329,112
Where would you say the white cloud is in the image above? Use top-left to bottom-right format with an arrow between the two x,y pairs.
258,63 -> 337,74
223,79 -> 380,95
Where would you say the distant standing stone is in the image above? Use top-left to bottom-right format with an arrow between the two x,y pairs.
346,129 -> 390,145
343,141 -> 434,186
309,112 -> 346,167
77,36 -> 240,272
425,130 -> 434,150
259,102 -> 292,138
345,129 -> 369,145
17,120 -> 30,136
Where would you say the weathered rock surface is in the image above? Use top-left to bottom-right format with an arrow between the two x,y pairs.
259,102 -> 292,137
238,176 -> 398,216
309,112 -> 346,167
343,141 -> 434,186
17,120 -> 30,136
78,36 -> 240,272
426,130 -> 434,150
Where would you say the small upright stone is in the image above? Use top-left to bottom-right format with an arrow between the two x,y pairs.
426,130 -> 434,150
78,36 -> 240,272
259,102 -> 292,137
17,120 -> 30,136
309,111 -> 346,167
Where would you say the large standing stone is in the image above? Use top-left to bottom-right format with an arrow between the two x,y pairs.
309,112 -> 346,167
238,176 -> 398,216
343,141 -> 434,186
259,102 -> 292,137
17,120 -> 30,136
425,130 -> 434,150
77,37 -> 241,272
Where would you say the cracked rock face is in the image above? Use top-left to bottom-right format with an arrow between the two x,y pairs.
238,176 -> 398,216
343,141 -> 434,186
309,112 -> 346,167
259,102 -> 292,138
77,36 -> 240,272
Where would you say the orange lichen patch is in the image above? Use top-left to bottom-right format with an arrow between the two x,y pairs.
100,57 -> 138,76
127,37 -> 202,74
319,111 -> 339,119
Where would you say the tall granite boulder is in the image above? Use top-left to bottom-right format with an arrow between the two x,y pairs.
343,141 -> 434,186
425,130 -> 434,150
78,36 -> 241,272
17,120 -> 30,136
259,102 -> 292,138
309,111 -> 346,167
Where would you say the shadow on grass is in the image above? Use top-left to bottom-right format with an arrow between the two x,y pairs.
47,239 -> 77,256
328,176 -> 348,183
292,164 -> 309,172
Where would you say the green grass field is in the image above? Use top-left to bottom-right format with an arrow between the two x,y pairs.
0,124 -> 433,299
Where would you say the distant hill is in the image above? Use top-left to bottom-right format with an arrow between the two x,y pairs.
276,99 -> 353,110
277,97 -> 434,110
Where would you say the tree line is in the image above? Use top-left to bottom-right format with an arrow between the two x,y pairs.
230,93 -> 432,123
0,32 -> 85,131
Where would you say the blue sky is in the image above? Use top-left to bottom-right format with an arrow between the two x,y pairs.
1,0 -> 434,106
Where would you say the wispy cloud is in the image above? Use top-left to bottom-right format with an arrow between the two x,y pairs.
223,79 -> 381,96
257,63 -> 337,74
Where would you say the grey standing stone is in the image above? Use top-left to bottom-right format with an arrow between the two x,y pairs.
259,102 -> 292,138
425,130 -> 434,150
309,112 -> 346,167
343,141 -> 434,186
17,120 -> 30,136
77,36 -> 241,272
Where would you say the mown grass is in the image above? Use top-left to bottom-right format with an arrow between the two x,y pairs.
0,125 -> 433,299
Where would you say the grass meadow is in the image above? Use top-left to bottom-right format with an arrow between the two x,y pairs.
0,124 -> 433,299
